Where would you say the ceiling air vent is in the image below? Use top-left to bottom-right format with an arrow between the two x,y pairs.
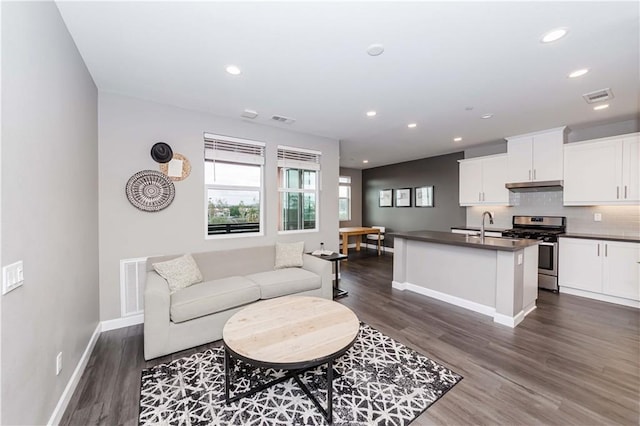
271,115 -> 296,125
241,109 -> 258,119
582,88 -> 614,104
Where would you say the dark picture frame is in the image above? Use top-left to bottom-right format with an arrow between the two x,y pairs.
395,188 -> 412,207
415,186 -> 434,207
379,189 -> 393,207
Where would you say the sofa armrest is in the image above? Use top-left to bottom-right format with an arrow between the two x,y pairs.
144,271 -> 171,360
302,254 -> 333,300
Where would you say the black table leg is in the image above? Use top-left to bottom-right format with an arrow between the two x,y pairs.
333,260 -> 348,299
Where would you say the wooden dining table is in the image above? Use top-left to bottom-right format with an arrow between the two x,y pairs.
339,227 -> 381,256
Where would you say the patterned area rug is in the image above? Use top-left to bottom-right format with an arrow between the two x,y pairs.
139,323 -> 462,425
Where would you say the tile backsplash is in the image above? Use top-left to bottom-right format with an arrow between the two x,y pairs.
467,190 -> 640,237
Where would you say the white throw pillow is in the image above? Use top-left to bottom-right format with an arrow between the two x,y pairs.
153,253 -> 203,294
274,241 -> 305,269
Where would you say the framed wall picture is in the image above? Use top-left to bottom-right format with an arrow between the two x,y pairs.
379,189 -> 393,207
415,185 -> 434,207
395,188 -> 412,207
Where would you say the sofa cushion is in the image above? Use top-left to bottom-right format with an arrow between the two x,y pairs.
246,268 -> 321,299
170,276 -> 260,323
153,253 -> 203,294
274,241 -> 304,269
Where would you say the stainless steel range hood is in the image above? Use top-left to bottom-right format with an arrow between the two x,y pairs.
505,180 -> 563,192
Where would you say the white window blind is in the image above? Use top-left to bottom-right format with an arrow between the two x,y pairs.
277,145 -> 321,170
204,133 -> 265,165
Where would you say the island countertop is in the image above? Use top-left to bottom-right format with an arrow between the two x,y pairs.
390,230 -> 540,252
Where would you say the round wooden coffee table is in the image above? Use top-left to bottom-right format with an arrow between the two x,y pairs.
222,296 -> 360,423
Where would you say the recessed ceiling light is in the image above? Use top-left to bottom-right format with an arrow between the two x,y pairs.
541,28 -> 568,43
407,123 -> 417,128
453,137 -> 462,142
366,111 -> 377,117
363,160 -> 369,163
225,65 -> 242,75
366,44 -> 385,56
480,113 -> 494,119
568,68 -> 589,78
593,104 -> 609,111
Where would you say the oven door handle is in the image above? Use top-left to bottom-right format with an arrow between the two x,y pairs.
539,242 -> 556,246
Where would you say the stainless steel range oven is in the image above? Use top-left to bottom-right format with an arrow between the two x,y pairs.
502,215 -> 566,292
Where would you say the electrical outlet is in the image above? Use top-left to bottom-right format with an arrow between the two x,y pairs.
56,352 -> 63,376
594,213 -> 602,222
517,254 -> 523,265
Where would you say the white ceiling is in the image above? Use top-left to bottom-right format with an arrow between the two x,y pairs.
56,1 -> 640,169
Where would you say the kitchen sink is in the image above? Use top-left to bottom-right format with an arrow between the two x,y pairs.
464,236 -> 521,244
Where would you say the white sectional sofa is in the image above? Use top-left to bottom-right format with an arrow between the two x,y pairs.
143,245 -> 333,360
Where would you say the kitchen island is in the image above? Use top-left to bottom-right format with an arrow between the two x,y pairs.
391,230 -> 539,327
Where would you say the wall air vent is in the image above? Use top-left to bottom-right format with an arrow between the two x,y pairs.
582,88 -> 614,104
271,115 -> 296,125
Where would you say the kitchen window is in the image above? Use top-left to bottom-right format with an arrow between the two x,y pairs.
204,133 -> 265,237
277,146 -> 321,232
339,176 -> 351,221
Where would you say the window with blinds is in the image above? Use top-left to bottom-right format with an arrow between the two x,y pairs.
277,146 -> 321,232
204,133 -> 265,236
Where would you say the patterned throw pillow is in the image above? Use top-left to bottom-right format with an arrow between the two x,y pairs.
153,253 -> 203,294
274,242 -> 305,269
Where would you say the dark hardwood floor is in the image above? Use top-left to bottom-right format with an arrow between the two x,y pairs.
61,251 -> 640,425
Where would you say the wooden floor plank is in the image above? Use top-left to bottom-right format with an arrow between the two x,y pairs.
60,251 -> 640,425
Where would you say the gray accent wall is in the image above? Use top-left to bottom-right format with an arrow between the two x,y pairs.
339,167 -> 362,227
98,93 -> 340,321
362,152 -> 466,246
1,2 -> 99,425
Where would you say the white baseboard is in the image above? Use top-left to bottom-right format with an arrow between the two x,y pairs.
560,287 -> 640,308
392,280 -> 495,317
101,313 -> 144,331
48,323 -> 101,426
392,280 -> 536,328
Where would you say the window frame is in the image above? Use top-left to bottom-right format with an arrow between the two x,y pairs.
204,134 -> 265,239
277,145 -> 321,234
338,176 -> 352,221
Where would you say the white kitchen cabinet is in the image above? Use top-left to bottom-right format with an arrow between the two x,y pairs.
507,127 -> 565,183
458,154 -> 510,206
559,237 -> 639,305
563,132 -> 640,205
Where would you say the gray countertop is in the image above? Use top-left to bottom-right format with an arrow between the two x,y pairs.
561,233 -> 640,243
390,230 -> 540,252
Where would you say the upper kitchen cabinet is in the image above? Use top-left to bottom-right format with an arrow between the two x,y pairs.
563,132 -> 639,205
459,154 -> 511,206
506,127 -> 566,183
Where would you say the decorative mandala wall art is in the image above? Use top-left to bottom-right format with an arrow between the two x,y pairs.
125,170 -> 175,212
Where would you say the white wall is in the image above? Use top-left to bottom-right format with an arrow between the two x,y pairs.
1,2 -> 99,424
98,93 -> 340,321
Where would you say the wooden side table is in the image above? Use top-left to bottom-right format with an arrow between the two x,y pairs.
309,252 -> 349,299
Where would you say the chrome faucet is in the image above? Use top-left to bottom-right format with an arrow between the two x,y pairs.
480,211 -> 494,243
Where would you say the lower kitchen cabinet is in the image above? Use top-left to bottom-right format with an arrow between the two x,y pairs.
559,237 -> 639,306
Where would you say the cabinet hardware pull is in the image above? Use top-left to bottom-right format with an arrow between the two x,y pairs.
528,170 -> 531,180
625,185 -> 628,199
616,186 -> 620,199
605,244 -> 608,257
597,244 -> 600,256
533,169 -> 536,180
479,192 -> 481,202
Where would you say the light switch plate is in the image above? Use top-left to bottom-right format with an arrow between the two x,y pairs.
2,261 -> 24,295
